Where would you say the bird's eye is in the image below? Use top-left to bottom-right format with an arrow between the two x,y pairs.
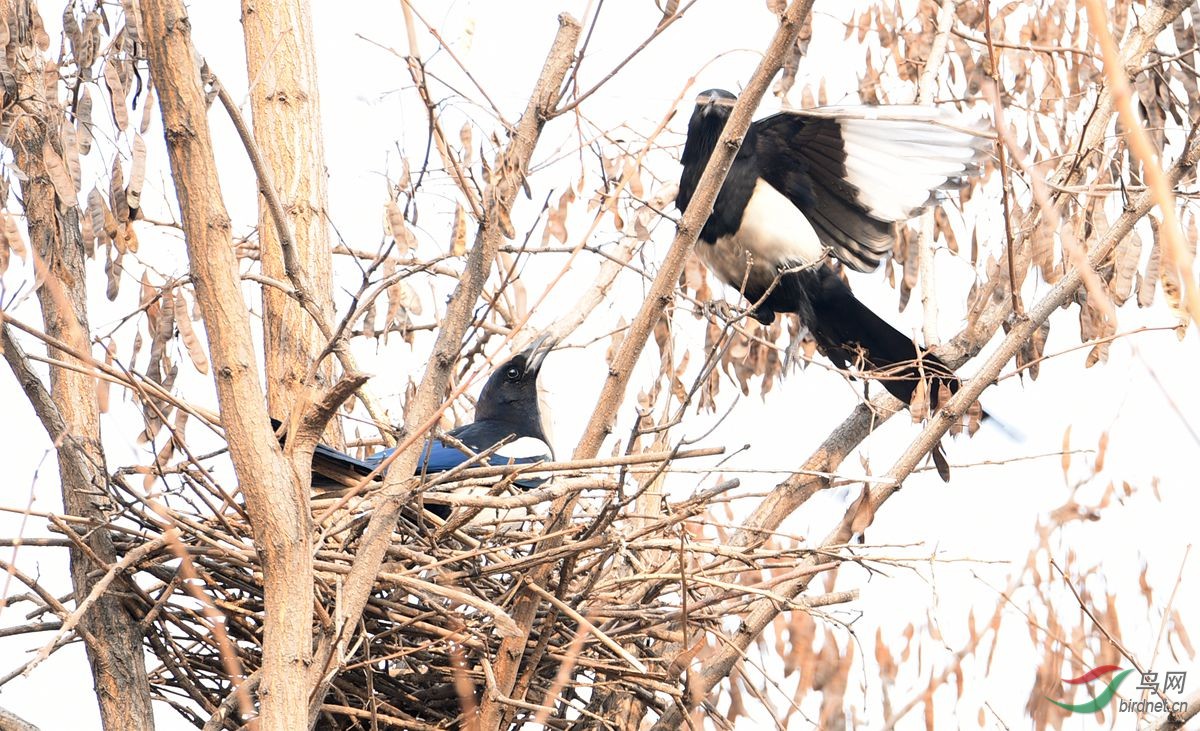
505,366 -> 521,380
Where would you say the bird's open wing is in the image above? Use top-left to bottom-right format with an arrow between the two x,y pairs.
752,106 -> 990,272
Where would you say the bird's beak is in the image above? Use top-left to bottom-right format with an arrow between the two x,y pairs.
520,332 -> 557,376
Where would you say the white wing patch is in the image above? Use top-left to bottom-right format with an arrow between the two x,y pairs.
495,437 -> 552,461
828,106 -> 988,222
701,179 -> 823,291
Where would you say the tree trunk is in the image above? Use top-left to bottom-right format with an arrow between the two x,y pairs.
139,2 -> 315,728
240,0 -> 341,444
1,3 -> 155,728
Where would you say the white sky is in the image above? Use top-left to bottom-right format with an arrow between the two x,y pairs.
1,1 -> 1197,729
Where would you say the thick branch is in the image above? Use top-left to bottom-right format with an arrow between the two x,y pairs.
210,76 -> 379,434
0,705 -> 39,731
0,3 -> 156,727
139,2 -> 313,728
239,0 -> 350,446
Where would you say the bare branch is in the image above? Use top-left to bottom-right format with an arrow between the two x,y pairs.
139,1 -> 313,727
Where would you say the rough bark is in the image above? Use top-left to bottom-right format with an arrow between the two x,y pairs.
240,0 -> 342,444
0,3 -> 155,729
0,705 -> 40,731
139,2 -> 314,728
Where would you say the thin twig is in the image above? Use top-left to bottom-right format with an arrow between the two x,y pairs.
983,0 -> 1023,317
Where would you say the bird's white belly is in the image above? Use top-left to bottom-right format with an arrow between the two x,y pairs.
699,180 -> 823,291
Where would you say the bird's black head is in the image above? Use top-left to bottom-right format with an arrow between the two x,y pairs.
695,88 -> 736,120
473,333 -> 556,441
678,88 -> 740,213
684,89 -> 737,153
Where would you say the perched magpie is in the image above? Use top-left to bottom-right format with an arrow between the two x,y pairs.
677,89 -> 988,408
302,334 -> 555,518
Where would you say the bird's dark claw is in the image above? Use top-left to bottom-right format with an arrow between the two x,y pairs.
699,299 -> 739,322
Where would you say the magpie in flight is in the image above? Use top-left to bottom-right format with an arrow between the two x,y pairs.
302,334 -> 555,518
677,89 -> 988,409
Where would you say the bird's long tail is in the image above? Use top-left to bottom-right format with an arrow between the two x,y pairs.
270,417 -> 382,489
801,269 -> 973,481
310,442 -> 381,489
801,267 -> 960,410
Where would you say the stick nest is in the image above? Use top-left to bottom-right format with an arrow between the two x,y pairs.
41,454 -> 793,729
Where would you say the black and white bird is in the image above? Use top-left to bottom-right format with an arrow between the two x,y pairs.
677,89 -> 989,408
303,334 -> 556,519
